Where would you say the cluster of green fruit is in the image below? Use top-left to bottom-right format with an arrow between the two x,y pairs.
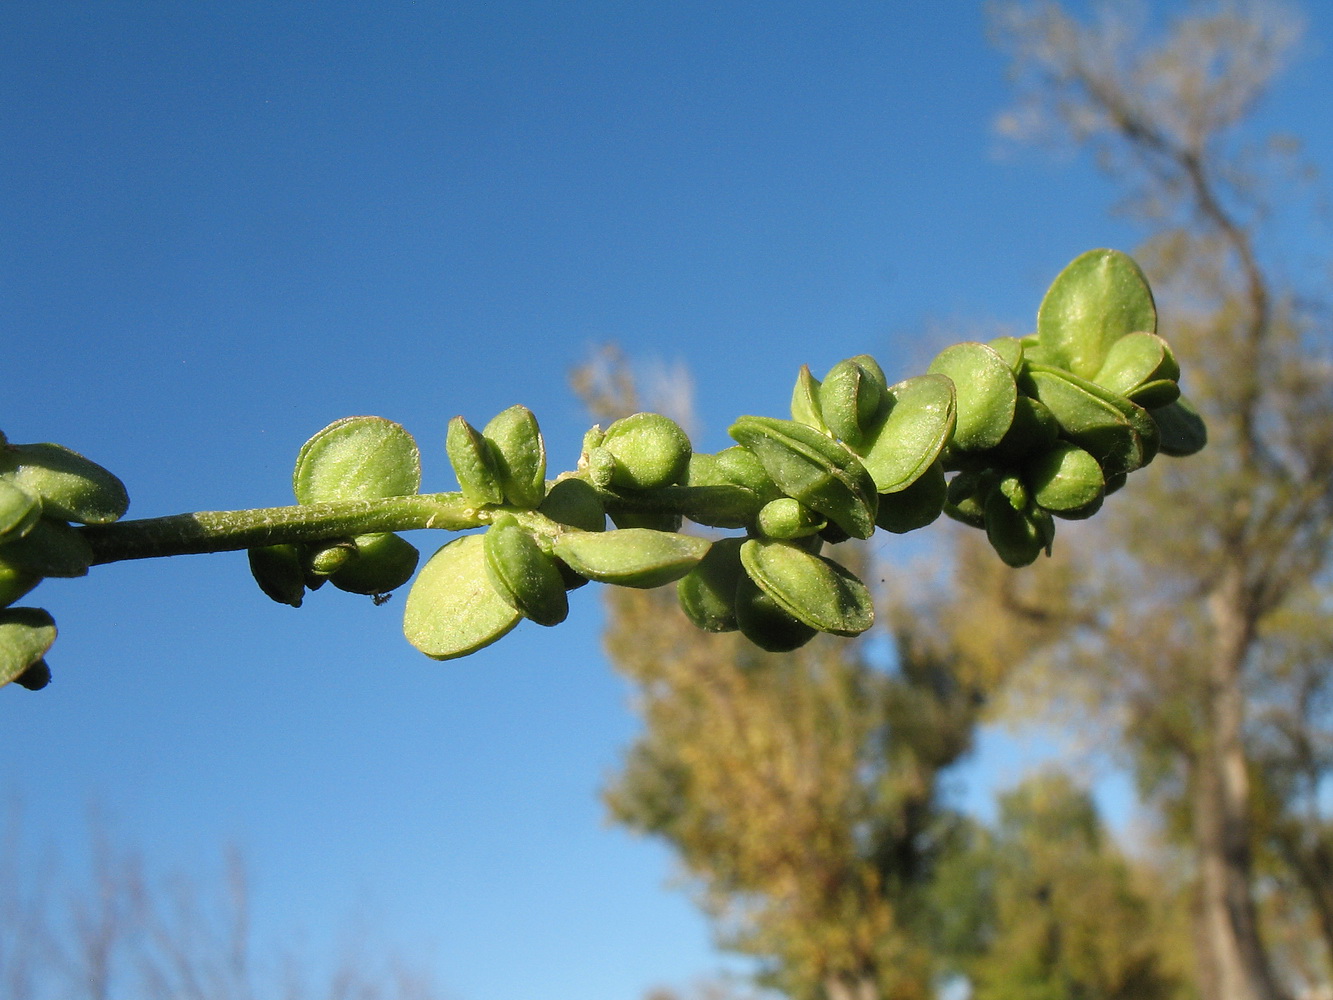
0,433 -> 130,688
0,248 -> 1208,688
398,251 -> 1204,657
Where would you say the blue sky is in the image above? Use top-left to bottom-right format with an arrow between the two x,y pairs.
4,3 -> 1332,999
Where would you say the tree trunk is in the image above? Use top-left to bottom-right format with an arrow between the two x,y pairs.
823,973 -> 879,1000
1193,567 -> 1286,1000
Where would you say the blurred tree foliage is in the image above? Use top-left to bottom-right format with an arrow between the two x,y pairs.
982,2 -> 1333,998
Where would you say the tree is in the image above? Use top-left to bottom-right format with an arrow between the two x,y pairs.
945,771 -> 1193,1000
987,3 -> 1333,998
0,813 -> 447,1000
602,577 -> 989,1000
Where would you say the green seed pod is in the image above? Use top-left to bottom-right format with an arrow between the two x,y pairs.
13,659 -> 51,691
330,532 -> 419,595
987,336 -> 1025,373
0,478 -> 41,543
875,460 -> 946,534
847,354 -> 889,388
482,405 -> 547,509
665,484 -> 764,529
1093,331 -> 1180,398
740,538 -> 873,637
927,343 -> 1019,452
608,506 -> 683,532
790,365 -> 829,432
1150,396 -> 1208,457
0,555 -> 41,609
5,443 -> 129,525
248,544 -> 306,607
676,537 -> 745,633
734,573 -> 817,653
998,473 -> 1028,512
983,491 -> 1052,568
483,515 -> 569,627
0,607 -> 57,689
1021,367 -> 1143,476
537,477 -> 606,532
294,416 -> 421,504
856,374 -> 956,493
992,396 -> 1060,462
728,416 -> 878,539
403,534 -> 522,660
600,413 -> 693,490
585,446 -> 618,489
1025,442 -> 1105,514
1037,248 -> 1157,380
305,540 -> 357,579
552,528 -> 710,589
1126,378 -> 1181,409
0,519 -> 93,578
710,447 -> 783,504
446,416 -> 506,507
756,498 -> 825,539
818,359 -> 885,447
1027,364 -> 1160,472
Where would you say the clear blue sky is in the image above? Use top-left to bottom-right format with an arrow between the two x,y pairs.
4,3 -> 1331,999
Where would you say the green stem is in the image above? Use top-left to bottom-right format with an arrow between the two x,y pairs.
78,493 -> 486,565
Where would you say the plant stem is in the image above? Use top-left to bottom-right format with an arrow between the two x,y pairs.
78,493 -> 486,565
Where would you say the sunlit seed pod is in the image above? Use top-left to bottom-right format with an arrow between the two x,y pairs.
600,412 -> 693,490
446,416 -> 506,507
790,365 -> 829,433
874,460 -> 946,534
248,543 -> 306,607
329,532 -> 420,595
1018,334 -> 1054,367
1149,396 -> 1207,457
983,491 -> 1048,568
987,336 -> 1025,373
0,478 -> 41,543
712,447 -> 784,504
305,540 -> 357,578
403,534 -> 522,660
5,443 -> 129,525
0,555 -> 41,609
0,519 -> 93,578
927,343 -> 1019,452
654,483 -> 762,530
1093,331 -> 1180,397
818,359 -> 885,447
728,416 -> 878,539
537,477 -> 606,532
294,416 -> 421,504
0,606 -> 57,690
677,537 -> 746,633
756,498 -> 825,539
586,446 -> 617,489
998,474 -> 1028,512
483,515 -> 569,627
847,354 -> 889,389
856,374 -> 956,493
552,528 -> 711,589
1036,248 -> 1157,380
734,573 -> 817,653
482,405 -> 547,509
740,538 -> 874,637
1025,442 -> 1105,514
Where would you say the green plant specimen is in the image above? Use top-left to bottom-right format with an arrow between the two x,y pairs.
0,249 -> 1204,690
